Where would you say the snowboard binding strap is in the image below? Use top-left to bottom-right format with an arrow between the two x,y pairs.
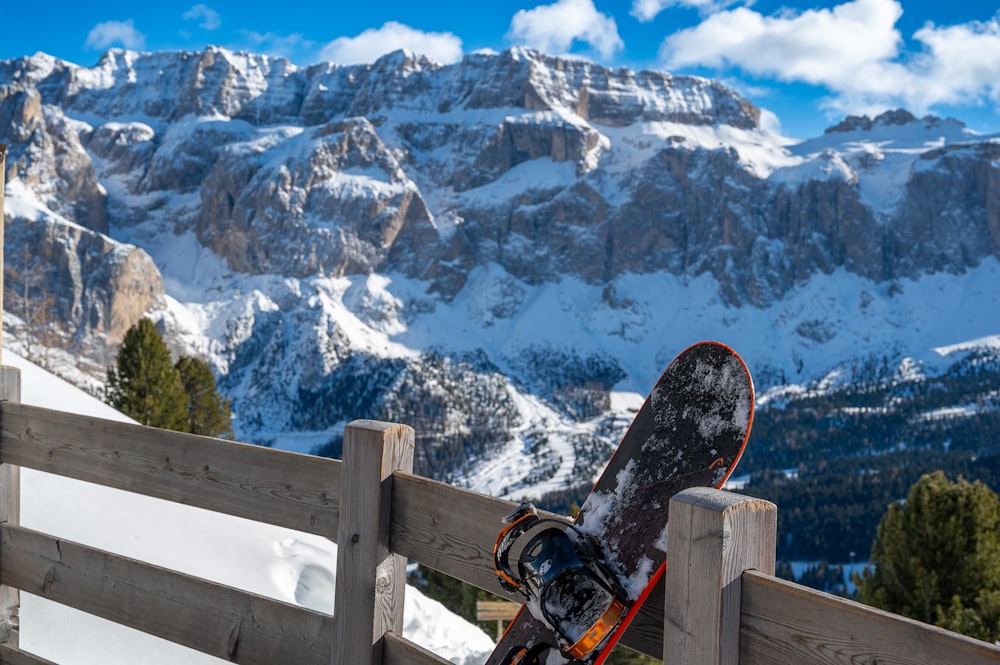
494,502 -> 543,593
492,502 -> 629,661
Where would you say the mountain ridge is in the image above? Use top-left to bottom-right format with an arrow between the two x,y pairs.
2,45 -> 999,499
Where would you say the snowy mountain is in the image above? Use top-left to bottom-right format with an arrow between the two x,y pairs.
4,349 -> 494,664
2,45 -> 999,503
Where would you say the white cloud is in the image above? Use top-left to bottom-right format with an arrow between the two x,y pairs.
633,0 -> 671,21
319,21 -> 463,65
507,0 -> 624,59
632,0 -> 748,21
242,30 -> 313,61
84,19 -> 147,51
183,4 -> 221,31
661,0 -> 903,86
906,19 -> 1000,109
659,0 -> 1000,116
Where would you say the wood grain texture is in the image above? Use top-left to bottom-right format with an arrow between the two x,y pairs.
0,524 -> 333,665
390,471 -> 520,596
0,644 -> 57,665
664,488 -> 776,665
0,367 -> 21,647
0,402 -> 341,536
333,420 -> 414,665
741,570 -> 1000,665
476,600 -> 520,621
0,370 -> 18,405
382,631 -> 455,665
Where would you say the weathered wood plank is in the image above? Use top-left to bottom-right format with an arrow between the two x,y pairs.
0,370 -> 18,405
740,570 -> 1000,665
0,524 -> 334,665
0,644 -> 58,665
0,367 -> 21,647
664,488 -> 777,665
382,631 -> 454,665
476,600 -> 519,621
0,402 -> 341,537
389,471 -> 668,659
390,472 -> 517,596
333,420 -> 414,665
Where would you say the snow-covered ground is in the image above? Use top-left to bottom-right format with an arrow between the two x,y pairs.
3,350 -> 493,665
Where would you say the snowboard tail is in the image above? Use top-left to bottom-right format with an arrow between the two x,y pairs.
486,341 -> 754,665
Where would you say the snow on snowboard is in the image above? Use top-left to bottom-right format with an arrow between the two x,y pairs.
489,341 -> 754,665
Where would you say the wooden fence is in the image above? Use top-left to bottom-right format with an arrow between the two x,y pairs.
1,367 -> 999,665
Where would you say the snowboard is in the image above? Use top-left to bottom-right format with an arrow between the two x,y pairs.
488,341 -> 754,665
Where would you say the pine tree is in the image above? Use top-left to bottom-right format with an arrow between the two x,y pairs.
854,471 -> 1000,642
105,318 -> 189,431
175,355 -> 234,439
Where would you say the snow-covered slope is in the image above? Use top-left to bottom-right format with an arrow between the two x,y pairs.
153,230 -> 1000,500
3,350 -> 493,665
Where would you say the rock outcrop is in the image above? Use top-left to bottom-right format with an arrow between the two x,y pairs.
5,48 -> 994,309
0,85 -> 108,233
3,215 -> 165,364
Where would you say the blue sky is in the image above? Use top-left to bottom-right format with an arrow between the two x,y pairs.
2,0 -> 999,137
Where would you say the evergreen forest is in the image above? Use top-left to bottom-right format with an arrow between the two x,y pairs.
740,349 -> 1000,567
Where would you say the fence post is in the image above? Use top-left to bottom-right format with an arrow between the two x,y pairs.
0,143 -> 21,647
332,420 -> 414,665
663,487 -> 776,665
0,366 -> 21,647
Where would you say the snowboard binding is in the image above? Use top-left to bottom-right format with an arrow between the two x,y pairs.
493,502 -> 628,662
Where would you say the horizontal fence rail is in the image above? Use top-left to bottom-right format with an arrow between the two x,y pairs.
383,631 -> 452,665
0,525 -> 333,665
2,398 -> 1000,665
0,643 -> 57,665
740,571 -> 1000,665
0,403 -> 342,536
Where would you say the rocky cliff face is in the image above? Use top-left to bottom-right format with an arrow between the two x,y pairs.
2,47 -> 773,294
0,85 -> 108,233
896,142 -> 1000,274
2,46 -> 999,491
195,117 -> 438,277
6,46 -> 994,309
3,211 -> 164,374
